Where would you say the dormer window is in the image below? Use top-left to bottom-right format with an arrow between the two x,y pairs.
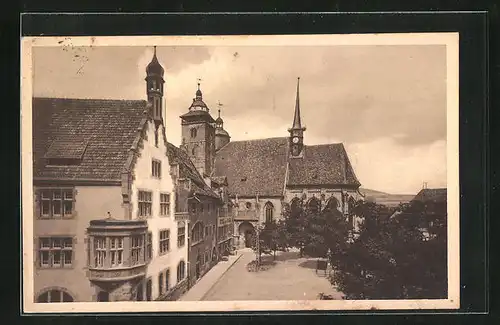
44,138 -> 88,166
241,177 -> 247,182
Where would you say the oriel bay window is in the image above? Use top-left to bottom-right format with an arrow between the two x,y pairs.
38,188 -> 75,219
87,219 -> 148,281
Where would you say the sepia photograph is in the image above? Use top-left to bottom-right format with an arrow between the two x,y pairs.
21,33 -> 459,312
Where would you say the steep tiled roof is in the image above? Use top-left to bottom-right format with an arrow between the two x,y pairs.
213,137 -> 289,197
412,188 -> 447,203
166,142 -> 219,199
287,143 -> 361,187
33,97 -> 148,181
213,138 -> 360,197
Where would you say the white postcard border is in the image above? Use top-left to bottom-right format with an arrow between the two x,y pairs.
21,32 -> 460,313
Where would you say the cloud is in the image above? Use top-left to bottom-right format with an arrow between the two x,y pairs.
345,138 -> 447,194
32,44 -> 447,194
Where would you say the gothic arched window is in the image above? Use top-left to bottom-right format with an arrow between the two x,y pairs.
190,128 -> 197,138
307,197 -> 321,214
191,146 -> 197,156
290,197 -> 301,210
264,202 -> 274,224
325,197 -> 340,211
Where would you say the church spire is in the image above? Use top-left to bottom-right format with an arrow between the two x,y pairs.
288,77 -> 306,158
292,77 -> 302,129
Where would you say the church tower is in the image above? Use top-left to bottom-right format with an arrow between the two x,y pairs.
180,82 -> 216,177
145,46 -> 165,129
288,77 -> 306,157
214,106 -> 231,151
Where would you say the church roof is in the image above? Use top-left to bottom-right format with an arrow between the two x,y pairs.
166,142 -> 220,199
287,143 -> 361,187
180,109 -> 216,123
32,97 -> 148,182
213,137 -> 289,197
213,137 -> 361,197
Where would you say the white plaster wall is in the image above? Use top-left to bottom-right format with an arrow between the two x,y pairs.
33,185 -> 123,302
130,120 -> 187,300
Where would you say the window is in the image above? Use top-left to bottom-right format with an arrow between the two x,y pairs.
94,237 -> 106,268
138,191 -> 152,218
265,202 -> 274,224
204,251 -> 209,265
160,193 -> 170,216
146,232 -> 153,260
37,289 -> 74,303
39,188 -> 74,219
152,160 -> 162,178
177,224 -> 186,248
308,198 -> 321,214
191,147 -> 197,155
190,202 -> 197,213
39,237 -> 73,268
177,260 -> 185,283
190,128 -> 197,138
165,269 -> 170,291
192,222 -> 204,243
158,272 -> 164,296
245,202 -> 252,209
205,225 -> 209,237
131,235 -> 144,265
146,278 -> 152,301
159,230 -> 170,254
109,237 -> 124,267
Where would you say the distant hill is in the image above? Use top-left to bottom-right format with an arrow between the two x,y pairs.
359,187 -> 415,207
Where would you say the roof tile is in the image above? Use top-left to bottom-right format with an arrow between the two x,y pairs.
33,97 -> 147,181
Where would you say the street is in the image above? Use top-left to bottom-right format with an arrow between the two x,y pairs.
202,248 -> 343,301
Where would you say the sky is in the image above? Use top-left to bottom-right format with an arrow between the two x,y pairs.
32,44 -> 447,194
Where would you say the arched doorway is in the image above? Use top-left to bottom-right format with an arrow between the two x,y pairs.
238,221 -> 255,248
97,291 -> 109,302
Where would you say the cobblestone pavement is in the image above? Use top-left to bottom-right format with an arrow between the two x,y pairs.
202,248 -> 344,301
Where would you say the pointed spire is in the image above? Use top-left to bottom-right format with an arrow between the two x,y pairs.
146,45 -> 164,76
292,77 -> 302,129
196,78 -> 202,99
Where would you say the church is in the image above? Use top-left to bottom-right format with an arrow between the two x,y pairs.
171,60 -> 364,249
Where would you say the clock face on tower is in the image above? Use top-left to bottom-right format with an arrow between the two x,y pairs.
292,137 -> 299,144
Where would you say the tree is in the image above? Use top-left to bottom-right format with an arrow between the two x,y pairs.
283,199 -> 308,256
330,199 -> 448,299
